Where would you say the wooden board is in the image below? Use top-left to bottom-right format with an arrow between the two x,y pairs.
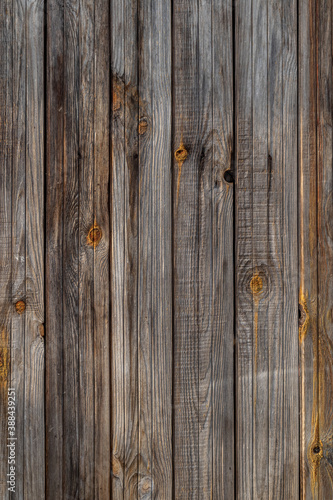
1,0 -> 333,498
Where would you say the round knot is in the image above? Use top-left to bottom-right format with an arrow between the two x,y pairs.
15,300 -> 26,315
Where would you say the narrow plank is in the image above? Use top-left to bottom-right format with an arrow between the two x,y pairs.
138,0 -> 153,492
24,0 -> 45,497
110,0 -> 127,496
173,0 -> 200,496
317,0 -> 333,496
211,0 -> 234,496
267,1 -> 284,497
46,0 -> 64,495
252,0 -> 269,496
299,0 -> 319,497
93,0 -> 111,497
11,0 -> 26,496
281,0 -> 299,496
137,0 -> 173,496
150,0 -> 173,497
63,0 -> 80,496
235,0 -> 253,495
78,0 -> 95,496
197,0 -> 214,497
111,0 -> 139,496
0,2 -> 12,497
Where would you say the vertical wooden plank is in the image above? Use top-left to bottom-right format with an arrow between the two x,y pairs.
173,0 -> 199,495
0,0 -> 12,496
25,0 -> 45,497
197,0 -> 213,497
236,0 -> 298,496
138,0 -> 153,493
63,0 -> 80,496
150,0 -> 173,496
172,0 -> 216,494
12,0 -> 26,496
317,0 -> 333,496
252,0 -> 269,496
211,0 -> 234,497
110,0 -> 127,496
137,0 -> 173,497
267,1 -> 284,498
46,0 -> 64,496
235,0 -> 253,495
281,0 -> 299,496
94,0 -> 111,497
299,0 -> 318,497
78,0 -> 95,496
111,0 -> 139,496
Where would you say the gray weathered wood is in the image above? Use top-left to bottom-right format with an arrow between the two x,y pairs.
236,0 -> 298,498
46,0 -> 64,496
111,0 -> 139,497
94,0 -> 111,497
298,1 -> 318,497
25,0 -> 45,497
211,0 -> 234,497
316,0 -> 333,496
0,0 -> 12,497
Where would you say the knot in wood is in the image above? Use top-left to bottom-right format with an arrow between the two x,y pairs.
87,225 -> 102,248
138,476 -> 153,498
250,274 -> 263,295
138,118 -> 148,135
175,145 -> 188,164
15,300 -> 26,315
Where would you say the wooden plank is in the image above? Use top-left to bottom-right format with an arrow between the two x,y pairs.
236,0 -> 298,497
150,0 -> 173,497
62,0 -> 80,496
78,0 -> 95,496
11,0 -> 26,496
93,0 -> 111,497
138,0 -> 153,492
46,0 -> 64,495
137,0 -> 173,497
235,0 -> 253,495
317,0 -> 333,496
111,0 -> 139,497
172,0 -> 205,496
281,0 -> 298,496
25,0 -> 45,497
110,0 -> 127,496
0,1 -> 12,497
299,0 -> 318,496
211,0 -> 234,496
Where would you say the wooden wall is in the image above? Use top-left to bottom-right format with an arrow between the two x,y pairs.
0,0 -> 332,498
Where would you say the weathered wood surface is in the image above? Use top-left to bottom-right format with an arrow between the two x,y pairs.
0,0 -> 332,498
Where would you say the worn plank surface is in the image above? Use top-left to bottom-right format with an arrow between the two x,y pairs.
2,0 -> 333,498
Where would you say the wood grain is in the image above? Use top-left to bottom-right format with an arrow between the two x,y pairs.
211,0 -> 234,496
12,0 -> 26,497
236,0 -> 298,498
25,1 -> 45,497
173,0 -> 200,496
317,0 -> 333,497
46,0 -> 64,496
111,0 -> 139,497
299,0 -> 318,497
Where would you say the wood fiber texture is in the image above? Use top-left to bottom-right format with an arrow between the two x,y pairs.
0,0 -> 331,498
